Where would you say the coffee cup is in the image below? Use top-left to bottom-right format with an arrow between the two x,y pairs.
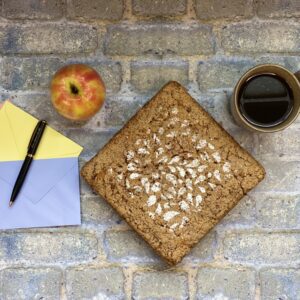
231,64 -> 300,132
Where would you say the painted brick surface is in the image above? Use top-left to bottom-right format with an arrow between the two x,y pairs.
0,24 -> 98,54
132,0 -> 187,17
81,195 -> 122,225
105,24 -> 215,56
1,57 -> 122,93
221,22 -> 300,54
132,271 -> 189,299
104,230 -> 161,263
0,1 -> 299,298
196,267 -> 256,300
3,0 -> 64,20
225,127 -> 258,153
255,193 -> 300,228
80,157 -> 98,196
0,57 -> 63,90
197,57 -> 255,91
257,127 -> 300,156
255,0 -> 300,18
65,60 -> 123,93
0,232 -> 98,263
67,0 -> 124,20
255,55 -> 300,73
195,0 -> 253,20
98,96 -> 146,128
220,195 -> 256,226
0,268 -> 62,300
67,129 -> 117,159
183,231 -> 216,262
255,158 -> 300,192
131,61 -> 189,93
197,92 -> 240,131
66,267 -> 125,299
223,232 -> 300,264
260,268 -> 300,300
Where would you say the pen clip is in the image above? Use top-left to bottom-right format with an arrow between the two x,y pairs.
27,120 -> 47,153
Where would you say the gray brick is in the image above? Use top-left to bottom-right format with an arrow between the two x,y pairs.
105,24 -> 215,56
66,267 -> 124,300
194,92 -> 239,131
131,61 -> 189,93
67,0 -> 124,20
254,158 -> 300,192
257,127 -> 300,156
66,60 -> 122,93
1,92 -> 50,114
255,194 -> 300,228
260,268 -> 300,300
0,232 -> 98,263
0,24 -> 98,54
0,57 -> 62,90
132,0 -> 187,17
220,195 -> 256,226
226,127 -> 258,154
223,232 -> 300,264
221,22 -> 300,54
196,267 -> 255,300
67,129 -> 118,160
256,0 -> 300,18
96,61 -> 122,94
104,230 -> 161,263
184,231 -> 216,262
3,0 -> 64,20
19,95 -> 139,132
132,271 -> 188,299
2,59 -> 121,98
255,56 -> 300,74
82,195 -> 123,225
195,0 -> 253,20
0,268 -> 62,300
80,157 -> 98,196
197,57 -> 255,91
82,96 -> 146,130
98,96 -> 146,128
192,91 -> 215,111
1,92 -> 80,132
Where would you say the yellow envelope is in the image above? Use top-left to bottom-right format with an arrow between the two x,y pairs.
0,101 -> 82,162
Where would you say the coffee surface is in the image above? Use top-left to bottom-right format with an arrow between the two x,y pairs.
238,73 -> 294,127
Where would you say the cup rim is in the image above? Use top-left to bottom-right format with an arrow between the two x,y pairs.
233,64 -> 300,133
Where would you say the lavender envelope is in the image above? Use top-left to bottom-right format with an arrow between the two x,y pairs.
0,158 -> 80,229
0,102 -> 83,230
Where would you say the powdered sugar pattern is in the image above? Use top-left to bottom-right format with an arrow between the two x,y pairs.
119,107 -> 233,233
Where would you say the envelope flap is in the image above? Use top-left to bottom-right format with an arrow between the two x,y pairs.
0,157 -> 78,204
3,102 -> 83,160
0,102 -> 20,161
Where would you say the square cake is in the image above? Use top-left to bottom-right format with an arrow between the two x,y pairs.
81,81 -> 265,265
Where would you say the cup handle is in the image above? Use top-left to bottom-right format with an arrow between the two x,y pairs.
295,70 -> 300,82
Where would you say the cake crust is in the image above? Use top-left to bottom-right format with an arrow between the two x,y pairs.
81,81 -> 265,265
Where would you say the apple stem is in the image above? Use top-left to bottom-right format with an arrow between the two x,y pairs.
70,83 -> 79,95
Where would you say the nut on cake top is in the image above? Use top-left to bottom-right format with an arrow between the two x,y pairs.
81,81 -> 265,265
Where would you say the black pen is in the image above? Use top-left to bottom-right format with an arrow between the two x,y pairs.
9,120 -> 47,207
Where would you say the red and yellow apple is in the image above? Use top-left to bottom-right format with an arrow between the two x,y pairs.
51,64 -> 106,121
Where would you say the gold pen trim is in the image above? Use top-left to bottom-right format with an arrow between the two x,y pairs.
27,154 -> 34,158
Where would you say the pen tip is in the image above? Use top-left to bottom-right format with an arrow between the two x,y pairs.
9,201 -> 13,207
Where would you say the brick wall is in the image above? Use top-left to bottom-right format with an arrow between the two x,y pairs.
0,0 -> 300,299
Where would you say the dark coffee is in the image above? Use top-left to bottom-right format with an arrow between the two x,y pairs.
238,73 -> 294,127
